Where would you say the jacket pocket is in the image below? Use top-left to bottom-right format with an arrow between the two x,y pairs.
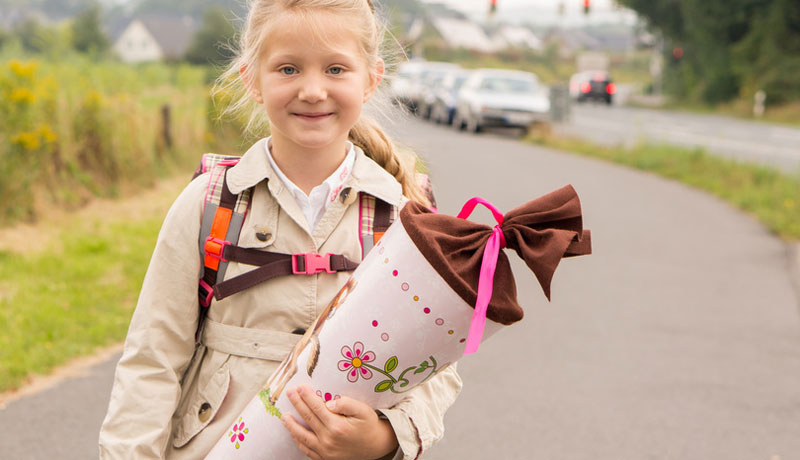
172,360 -> 231,448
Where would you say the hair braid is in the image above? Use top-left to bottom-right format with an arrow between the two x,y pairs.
349,117 -> 430,207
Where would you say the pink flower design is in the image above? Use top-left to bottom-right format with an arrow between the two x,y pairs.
316,390 -> 342,402
330,184 -> 343,203
228,417 -> 248,449
338,341 -> 376,382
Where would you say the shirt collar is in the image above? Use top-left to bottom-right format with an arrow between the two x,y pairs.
226,137 -> 404,207
263,137 -> 355,203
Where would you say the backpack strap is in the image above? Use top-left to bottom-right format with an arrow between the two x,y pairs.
197,162 -> 252,307
359,193 -> 397,258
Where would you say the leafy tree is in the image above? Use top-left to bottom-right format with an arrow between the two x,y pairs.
619,0 -> 800,105
0,27 -> 9,49
71,5 -> 110,55
184,6 -> 237,66
732,0 -> 800,103
13,17 -> 48,53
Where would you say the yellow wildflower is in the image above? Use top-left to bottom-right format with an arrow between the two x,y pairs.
10,88 -> 36,104
7,60 -> 38,79
38,124 -> 58,143
11,131 -> 41,151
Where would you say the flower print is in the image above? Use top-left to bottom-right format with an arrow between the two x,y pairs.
228,417 -> 249,449
316,390 -> 341,402
338,341 -> 376,382
330,184 -> 343,203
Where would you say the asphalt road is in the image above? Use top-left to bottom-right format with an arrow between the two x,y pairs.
1,114 -> 799,460
557,103 -> 800,174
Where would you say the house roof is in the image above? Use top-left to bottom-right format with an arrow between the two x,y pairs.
495,24 -> 543,51
430,17 -> 498,53
114,15 -> 196,59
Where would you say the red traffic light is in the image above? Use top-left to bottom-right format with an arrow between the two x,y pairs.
583,0 -> 591,14
672,47 -> 684,59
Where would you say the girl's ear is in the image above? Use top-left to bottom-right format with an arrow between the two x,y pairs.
364,58 -> 385,103
240,63 -> 264,104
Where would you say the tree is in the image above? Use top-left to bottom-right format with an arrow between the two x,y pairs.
618,0 -> 800,105
71,4 -> 110,55
184,7 -> 237,66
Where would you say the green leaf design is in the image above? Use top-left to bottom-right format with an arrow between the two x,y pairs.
384,356 -> 398,373
375,379 -> 394,392
258,389 -> 283,418
414,367 -> 427,375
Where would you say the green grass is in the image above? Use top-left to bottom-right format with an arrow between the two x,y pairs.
0,212 -> 164,392
526,131 -> 800,240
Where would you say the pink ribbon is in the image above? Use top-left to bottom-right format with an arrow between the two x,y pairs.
457,198 -> 506,355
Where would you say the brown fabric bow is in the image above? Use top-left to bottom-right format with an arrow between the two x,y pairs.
400,185 -> 591,326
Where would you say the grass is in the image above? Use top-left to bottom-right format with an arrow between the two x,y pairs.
0,191 -> 172,393
526,129 -> 800,240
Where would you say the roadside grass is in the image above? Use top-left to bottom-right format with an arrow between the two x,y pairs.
525,129 -> 800,240
0,195 -> 171,393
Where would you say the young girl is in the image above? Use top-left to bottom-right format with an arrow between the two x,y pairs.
98,0 -> 461,459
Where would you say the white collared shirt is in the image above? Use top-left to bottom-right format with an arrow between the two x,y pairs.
264,137 -> 355,231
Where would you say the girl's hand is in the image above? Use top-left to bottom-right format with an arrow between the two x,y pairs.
282,384 -> 399,460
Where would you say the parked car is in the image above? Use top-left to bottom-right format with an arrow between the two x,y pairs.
429,69 -> 471,125
417,71 -> 449,120
453,69 -> 550,134
389,60 -> 426,110
569,70 -> 616,104
409,61 -> 461,115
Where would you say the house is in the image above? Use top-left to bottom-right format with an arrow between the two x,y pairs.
429,16 -> 499,53
493,24 -> 544,51
404,12 -> 544,54
112,16 -> 196,63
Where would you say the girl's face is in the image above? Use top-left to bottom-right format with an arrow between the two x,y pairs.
253,11 -> 382,153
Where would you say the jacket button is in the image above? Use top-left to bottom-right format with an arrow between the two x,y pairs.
255,227 -> 272,241
292,328 -> 306,335
340,187 -> 357,205
198,402 -> 212,423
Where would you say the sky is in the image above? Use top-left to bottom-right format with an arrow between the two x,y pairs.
421,0 -> 639,26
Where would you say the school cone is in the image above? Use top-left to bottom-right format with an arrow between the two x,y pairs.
205,185 -> 591,459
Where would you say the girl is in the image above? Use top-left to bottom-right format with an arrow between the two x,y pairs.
98,0 -> 461,459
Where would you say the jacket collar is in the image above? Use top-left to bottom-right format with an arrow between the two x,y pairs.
226,138 -> 404,206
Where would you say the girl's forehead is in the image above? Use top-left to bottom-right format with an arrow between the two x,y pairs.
262,10 -> 363,60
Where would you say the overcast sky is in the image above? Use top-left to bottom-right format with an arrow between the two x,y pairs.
421,0 -> 638,26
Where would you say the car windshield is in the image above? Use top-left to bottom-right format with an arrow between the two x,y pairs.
479,77 -> 536,93
453,76 -> 468,90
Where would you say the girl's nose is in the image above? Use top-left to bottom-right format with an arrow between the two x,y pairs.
298,76 -> 327,103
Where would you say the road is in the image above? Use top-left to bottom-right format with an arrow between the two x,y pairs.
1,114 -> 799,459
557,103 -> 800,174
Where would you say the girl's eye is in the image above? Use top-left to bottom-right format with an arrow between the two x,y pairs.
280,67 -> 297,75
329,67 -> 344,75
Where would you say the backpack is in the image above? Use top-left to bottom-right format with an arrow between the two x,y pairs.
191,153 -> 434,338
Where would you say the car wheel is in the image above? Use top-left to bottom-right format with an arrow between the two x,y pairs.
453,113 -> 465,131
466,116 -> 480,134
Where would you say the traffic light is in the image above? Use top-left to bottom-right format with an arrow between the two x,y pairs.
489,0 -> 497,15
672,46 -> 684,63
583,0 -> 590,15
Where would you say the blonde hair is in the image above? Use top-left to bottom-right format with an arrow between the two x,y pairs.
214,0 -> 430,206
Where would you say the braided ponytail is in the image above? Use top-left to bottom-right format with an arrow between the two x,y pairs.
349,116 -> 431,207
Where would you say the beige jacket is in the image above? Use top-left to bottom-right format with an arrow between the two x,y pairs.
98,139 -> 462,459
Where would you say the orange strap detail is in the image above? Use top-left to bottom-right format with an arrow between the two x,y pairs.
204,207 -> 233,271
373,231 -> 385,244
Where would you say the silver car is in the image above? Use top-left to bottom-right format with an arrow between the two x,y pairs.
454,69 -> 550,134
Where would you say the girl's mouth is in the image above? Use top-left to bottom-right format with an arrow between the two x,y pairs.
293,112 -> 333,121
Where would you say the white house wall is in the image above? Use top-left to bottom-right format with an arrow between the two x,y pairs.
113,20 -> 164,63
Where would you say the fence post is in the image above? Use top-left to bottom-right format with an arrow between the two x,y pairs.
161,104 -> 173,150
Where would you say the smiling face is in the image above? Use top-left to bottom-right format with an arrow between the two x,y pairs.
252,11 -> 382,155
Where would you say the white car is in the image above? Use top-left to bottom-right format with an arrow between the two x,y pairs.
390,61 -> 460,113
453,69 -> 550,134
